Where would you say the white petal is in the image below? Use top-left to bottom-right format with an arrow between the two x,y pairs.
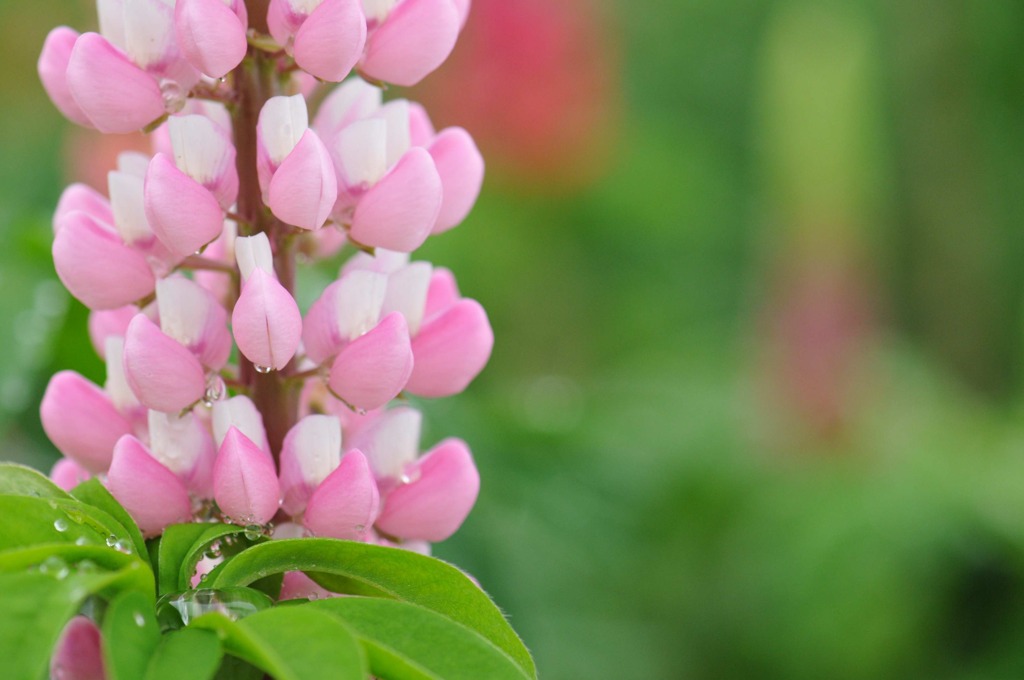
156,276 -> 208,346
123,0 -> 176,69
383,261 -> 431,335
336,118 -> 388,188
362,0 -> 398,23
334,270 -> 387,340
260,95 -> 309,164
148,409 -> 206,475
108,170 -> 151,245
314,78 -> 382,135
169,115 -> 231,184
97,0 -> 128,50
104,337 -> 140,412
377,99 -> 411,168
212,395 -> 269,452
118,151 -> 152,178
234,233 -> 274,281
360,407 -> 421,478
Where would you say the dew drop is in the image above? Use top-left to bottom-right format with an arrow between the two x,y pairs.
204,375 -> 226,406
354,524 -> 365,532
133,612 -> 146,627
356,408 -> 368,416
53,518 -> 69,533
254,365 -> 273,374
78,560 -> 97,574
105,535 -> 117,547
400,474 -> 412,485
243,524 -> 263,541
113,539 -> 132,554
159,79 -> 186,113
75,536 -> 89,546
40,556 -> 70,580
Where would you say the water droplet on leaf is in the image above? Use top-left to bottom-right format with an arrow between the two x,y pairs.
53,518 -> 68,533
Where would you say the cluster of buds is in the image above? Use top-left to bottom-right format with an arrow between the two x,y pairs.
37,0 -> 490,564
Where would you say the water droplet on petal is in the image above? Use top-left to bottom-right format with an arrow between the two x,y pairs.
53,518 -> 68,533
254,365 -> 273,374
399,474 -> 412,484
159,79 -> 186,113
133,612 -> 146,627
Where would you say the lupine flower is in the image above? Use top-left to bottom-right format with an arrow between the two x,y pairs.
50,616 -> 107,680
40,0 -> 490,591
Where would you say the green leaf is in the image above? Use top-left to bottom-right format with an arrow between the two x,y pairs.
0,562 -> 153,680
0,543 -> 139,575
205,539 -> 536,678
102,590 -> 161,680
72,478 -> 148,559
0,494 -> 136,554
144,628 -> 223,680
193,605 -> 366,680
0,462 -> 71,499
158,523 -> 266,595
313,598 -> 531,680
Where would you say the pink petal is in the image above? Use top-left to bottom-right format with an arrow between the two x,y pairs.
452,0 -> 470,28
268,130 -> 337,230
88,306 -> 137,358
304,449 -> 379,541
346,405 -> 422,479
66,33 -> 165,134
423,267 -> 460,320
144,153 -> 225,258
52,210 -> 155,310
279,571 -> 334,601
328,312 -> 413,411
428,127 -> 484,233
50,458 -> 92,492
213,427 -> 281,525
232,269 -> 303,370
175,0 -> 248,78
54,183 -> 112,234
279,414 -> 342,516
349,147 -> 441,252
293,0 -> 366,82
267,0 -> 301,47
407,101 -> 436,147
40,371 -> 134,474
361,0 -> 460,87
302,271 -> 387,365
122,314 -> 207,413
375,438 -> 478,542
107,435 -> 193,537
406,298 -> 492,397
50,616 -> 106,680
38,27 -> 94,128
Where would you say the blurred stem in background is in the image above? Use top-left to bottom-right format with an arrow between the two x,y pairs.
751,0 -> 887,447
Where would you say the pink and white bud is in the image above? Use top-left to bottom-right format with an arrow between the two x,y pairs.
41,371 -> 134,473
122,314 -> 207,413
407,298 -> 493,397
38,27 -> 93,128
104,338 -> 144,424
304,449 -> 379,540
144,154 -> 224,258
50,616 -> 107,680
328,312 -> 413,411
108,160 -> 178,273
360,0 -> 461,87
167,114 -> 239,209
232,269 -> 303,371
52,211 -> 155,310
212,395 -> 270,454
175,0 -> 249,78
88,306 -> 137,358
347,405 -> 421,478
427,127 -> 484,233
149,409 -> 216,498
349,147 -> 441,252
213,427 -> 281,525
312,78 -> 383,136
269,132 -> 338,230
107,435 -> 192,537
54,183 -> 113,234
302,269 -> 387,364
279,414 -> 342,515
50,458 -> 93,493
156,276 -> 232,370
66,33 -> 166,134
268,0 -> 366,82
375,438 -> 479,542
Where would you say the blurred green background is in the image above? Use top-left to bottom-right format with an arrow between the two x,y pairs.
7,0 -> 1024,677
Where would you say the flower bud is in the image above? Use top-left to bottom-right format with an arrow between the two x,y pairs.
279,415 -> 343,515
123,314 -> 207,413
268,0 -> 366,82
213,427 -> 280,525
174,0 -> 248,78
360,0 -> 460,87
375,438 -> 479,542
304,449 -> 379,541
41,371 -> 134,473
50,616 -> 106,680
107,435 -> 192,537
144,153 -> 225,258
38,27 -> 93,128
328,312 -> 413,411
